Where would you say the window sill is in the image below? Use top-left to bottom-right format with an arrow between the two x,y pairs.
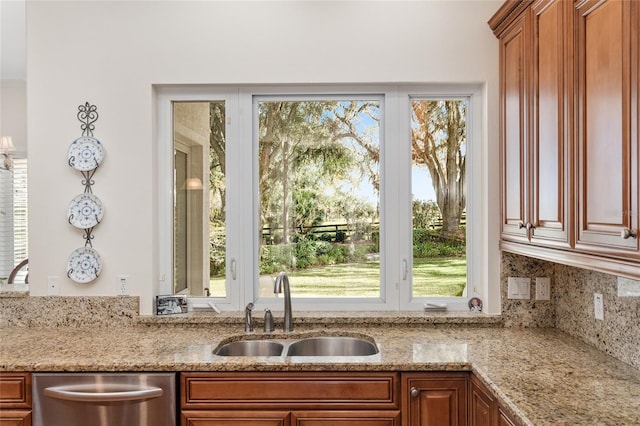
139,310 -> 502,327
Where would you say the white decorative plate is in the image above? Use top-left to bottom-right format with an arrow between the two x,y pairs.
67,136 -> 105,171
68,193 -> 104,229
66,247 -> 102,283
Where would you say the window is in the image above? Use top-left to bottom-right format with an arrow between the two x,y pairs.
157,85 -> 486,311
410,99 -> 467,298
172,101 -> 226,298
256,97 -> 381,298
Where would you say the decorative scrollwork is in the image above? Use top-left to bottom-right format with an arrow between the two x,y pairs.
83,227 -> 95,247
81,169 -> 97,193
77,102 -> 99,137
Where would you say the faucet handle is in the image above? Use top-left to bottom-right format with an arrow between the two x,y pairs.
264,308 -> 274,333
244,302 -> 254,332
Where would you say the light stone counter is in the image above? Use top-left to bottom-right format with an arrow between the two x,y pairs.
1,324 -> 639,425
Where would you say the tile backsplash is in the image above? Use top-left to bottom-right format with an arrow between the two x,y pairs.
502,252 -> 640,370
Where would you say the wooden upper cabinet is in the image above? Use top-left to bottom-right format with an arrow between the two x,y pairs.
529,0 -> 570,247
496,0 -> 570,247
575,0 -> 639,257
499,9 -> 531,242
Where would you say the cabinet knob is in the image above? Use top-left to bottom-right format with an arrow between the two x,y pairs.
621,228 -> 637,239
410,387 -> 420,398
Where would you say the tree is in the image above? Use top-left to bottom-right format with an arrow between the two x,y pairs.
411,100 -> 466,237
258,101 -> 353,244
209,102 -> 226,222
329,101 -> 381,193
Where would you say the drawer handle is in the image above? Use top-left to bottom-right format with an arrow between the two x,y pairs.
44,385 -> 163,402
410,387 -> 420,398
621,228 -> 637,239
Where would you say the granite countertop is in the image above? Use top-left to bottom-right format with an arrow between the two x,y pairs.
1,322 -> 639,425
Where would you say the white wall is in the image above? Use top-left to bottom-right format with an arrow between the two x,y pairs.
27,0 -> 502,315
0,81 -> 26,153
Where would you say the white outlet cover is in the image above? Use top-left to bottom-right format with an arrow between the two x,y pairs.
594,293 -> 604,321
47,276 -> 60,295
117,275 -> 129,296
536,277 -> 551,300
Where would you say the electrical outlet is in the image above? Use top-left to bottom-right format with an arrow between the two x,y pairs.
117,275 -> 129,296
536,277 -> 551,300
594,293 -> 604,320
507,277 -> 531,299
47,276 -> 60,295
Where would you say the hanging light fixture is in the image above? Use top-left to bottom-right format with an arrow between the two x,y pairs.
0,136 -> 15,171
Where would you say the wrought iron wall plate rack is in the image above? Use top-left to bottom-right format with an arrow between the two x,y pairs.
66,102 -> 104,284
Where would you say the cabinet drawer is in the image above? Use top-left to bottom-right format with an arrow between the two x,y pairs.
291,410 -> 401,426
182,410 -> 290,426
0,410 -> 32,426
181,372 -> 399,410
0,373 -> 31,409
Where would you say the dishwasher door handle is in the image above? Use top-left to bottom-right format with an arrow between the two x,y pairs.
44,384 -> 163,402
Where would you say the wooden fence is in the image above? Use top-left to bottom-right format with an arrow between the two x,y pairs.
261,214 -> 466,245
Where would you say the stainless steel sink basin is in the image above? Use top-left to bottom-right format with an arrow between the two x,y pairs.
214,340 -> 284,356
214,335 -> 378,357
285,336 -> 378,357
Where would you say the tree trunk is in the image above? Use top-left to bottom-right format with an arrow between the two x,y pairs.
282,138 -> 290,244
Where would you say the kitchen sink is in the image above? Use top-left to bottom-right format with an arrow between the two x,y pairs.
285,336 -> 378,356
213,335 -> 378,357
214,340 -> 284,356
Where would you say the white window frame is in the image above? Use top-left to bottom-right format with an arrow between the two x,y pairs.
155,84 -> 489,312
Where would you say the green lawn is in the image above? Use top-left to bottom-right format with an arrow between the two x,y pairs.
209,257 -> 466,298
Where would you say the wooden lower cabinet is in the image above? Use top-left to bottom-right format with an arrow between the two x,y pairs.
470,375 -> 518,426
181,372 -> 400,426
497,408 -> 516,426
402,372 -> 468,426
470,375 -> 494,426
182,410 -> 291,425
0,411 -> 32,426
291,410 -> 401,426
0,373 -> 31,426
182,410 -> 400,426
181,372 -> 522,426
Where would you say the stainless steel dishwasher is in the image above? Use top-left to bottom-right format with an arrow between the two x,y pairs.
32,373 -> 176,426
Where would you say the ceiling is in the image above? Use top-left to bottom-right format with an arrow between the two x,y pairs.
1,0 -> 26,80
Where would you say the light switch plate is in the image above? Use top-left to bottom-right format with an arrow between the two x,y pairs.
508,277 -> 531,299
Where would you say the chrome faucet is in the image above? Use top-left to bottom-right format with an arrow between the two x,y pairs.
274,271 -> 293,332
244,302 -> 254,332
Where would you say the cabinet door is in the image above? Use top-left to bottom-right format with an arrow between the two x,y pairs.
529,0 -> 570,247
181,410 -> 290,426
0,373 -> 31,426
0,373 -> 31,410
575,0 -> 639,256
402,373 -> 468,426
469,376 -> 495,426
498,407 -> 517,426
500,10 -> 531,241
291,410 -> 400,426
